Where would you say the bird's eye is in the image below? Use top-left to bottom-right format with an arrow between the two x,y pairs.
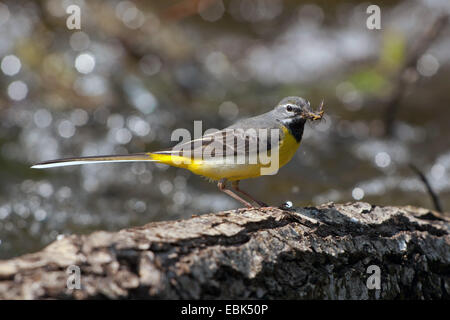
286,105 -> 293,112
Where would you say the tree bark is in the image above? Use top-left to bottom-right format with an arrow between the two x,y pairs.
0,202 -> 449,299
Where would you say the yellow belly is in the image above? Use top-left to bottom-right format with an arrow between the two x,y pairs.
150,126 -> 300,181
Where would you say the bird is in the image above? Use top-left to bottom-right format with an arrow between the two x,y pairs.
32,96 -> 324,208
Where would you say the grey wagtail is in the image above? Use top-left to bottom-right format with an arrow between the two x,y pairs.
32,96 -> 324,208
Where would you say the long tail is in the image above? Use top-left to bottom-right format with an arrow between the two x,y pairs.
31,153 -> 156,169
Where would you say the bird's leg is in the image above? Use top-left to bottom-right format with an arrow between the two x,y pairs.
231,180 -> 268,207
217,179 -> 253,208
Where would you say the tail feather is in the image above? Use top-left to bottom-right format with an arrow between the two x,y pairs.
31,153 -> 156,169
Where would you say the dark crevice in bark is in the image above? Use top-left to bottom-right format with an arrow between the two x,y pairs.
0,203 -> 448,299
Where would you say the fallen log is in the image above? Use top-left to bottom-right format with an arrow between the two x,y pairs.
0,202 -> 448,299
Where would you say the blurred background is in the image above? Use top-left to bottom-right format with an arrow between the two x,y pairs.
0,0 -> 449,259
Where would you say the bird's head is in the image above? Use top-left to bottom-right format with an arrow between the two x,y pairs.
274,96 -> 324,124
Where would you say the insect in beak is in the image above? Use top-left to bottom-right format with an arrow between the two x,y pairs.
304,100 -> 324,121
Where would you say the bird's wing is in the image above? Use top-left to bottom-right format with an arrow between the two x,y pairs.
153,127 -> 280,160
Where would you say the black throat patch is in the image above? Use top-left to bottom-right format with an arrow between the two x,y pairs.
281,118 -> 306,143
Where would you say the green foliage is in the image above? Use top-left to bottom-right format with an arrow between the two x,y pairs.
379,30 -> 406,71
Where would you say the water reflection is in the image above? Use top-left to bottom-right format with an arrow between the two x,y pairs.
0,0 -> 449,259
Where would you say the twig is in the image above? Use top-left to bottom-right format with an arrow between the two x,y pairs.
409,163 -> 443,213
384,14 -> 449,136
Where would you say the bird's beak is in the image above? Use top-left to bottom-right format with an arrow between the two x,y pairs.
304,100 -> 324,121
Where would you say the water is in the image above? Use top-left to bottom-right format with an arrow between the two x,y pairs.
0,0 -> 449,259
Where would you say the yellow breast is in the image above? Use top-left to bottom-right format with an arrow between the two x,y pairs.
277,125 -> 299,168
